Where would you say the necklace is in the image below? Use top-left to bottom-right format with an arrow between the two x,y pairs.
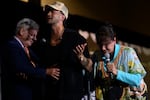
50,32 -> 63,46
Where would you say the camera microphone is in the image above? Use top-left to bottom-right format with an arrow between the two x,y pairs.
42,38 -> 47,43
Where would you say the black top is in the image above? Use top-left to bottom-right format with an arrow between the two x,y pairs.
32,28 -> 91,100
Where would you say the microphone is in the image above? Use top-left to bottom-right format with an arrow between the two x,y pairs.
104,52 -> 114,79
104,52 -> 110,63
104,52 -> 110,72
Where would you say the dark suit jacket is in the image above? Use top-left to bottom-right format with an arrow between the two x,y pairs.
1,37 -> 46,100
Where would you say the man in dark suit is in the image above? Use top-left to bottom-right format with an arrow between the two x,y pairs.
1,18 -> 52,100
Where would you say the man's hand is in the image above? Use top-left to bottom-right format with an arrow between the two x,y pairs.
46,64 -> 60,80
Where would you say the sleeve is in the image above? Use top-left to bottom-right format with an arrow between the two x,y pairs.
9,44 -> 46,79
73,30 -> 90,58
116,47 -> 147,87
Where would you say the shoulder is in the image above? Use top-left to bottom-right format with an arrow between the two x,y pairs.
120,45 -> 137,56
64,28 -> 87,42
4,37 -> 21,49
120,45 -> 134,51
65,28 -> 77,33
64,28 -> 79,37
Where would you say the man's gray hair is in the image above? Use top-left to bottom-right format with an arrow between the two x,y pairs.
15,18 -> 39,34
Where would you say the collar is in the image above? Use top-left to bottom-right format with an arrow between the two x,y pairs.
111,44 -> 120,62
14,36 -> 24,48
